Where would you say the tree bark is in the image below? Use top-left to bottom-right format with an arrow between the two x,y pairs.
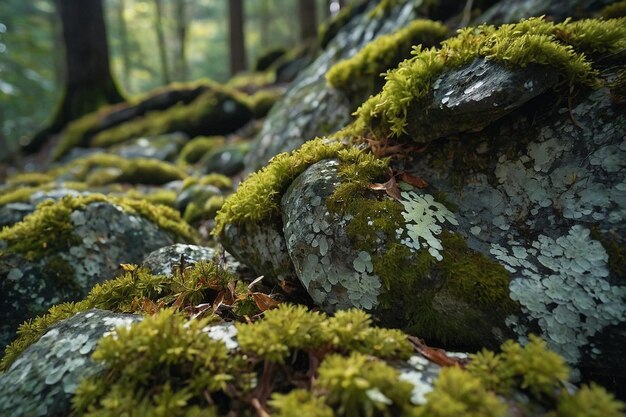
173,0 -> 188,81
154,0 -> 171,85
299,0 -> 318,42
229,0 -> 247,75
117,0 -> 131,89
24,0 -> 124,153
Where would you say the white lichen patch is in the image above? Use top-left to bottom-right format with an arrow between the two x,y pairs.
398,355 -> 441,405
398,191 -> 459,261
204,323 -> 238,350
495,226 -> 626,364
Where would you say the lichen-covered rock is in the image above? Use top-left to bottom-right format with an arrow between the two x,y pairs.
476,0 -> 613,25
0,196 -> 193,347
220,221 -> 297,287
0,309 -> 141,417
244,0 -> 420,173
141,243 -> 242,276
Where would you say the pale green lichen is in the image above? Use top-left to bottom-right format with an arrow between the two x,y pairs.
326,19 -> 448,100
347,17 -> 626,138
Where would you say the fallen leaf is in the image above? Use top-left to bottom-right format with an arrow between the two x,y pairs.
400,172 -> 429,188
251,292 -> 280,312
368,176 -> 401,201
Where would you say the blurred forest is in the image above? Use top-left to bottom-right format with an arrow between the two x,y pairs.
0,0 -> 345,160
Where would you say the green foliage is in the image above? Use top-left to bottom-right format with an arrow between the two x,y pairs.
182,173 -> 233,191
72,309 -> 239,417
318,352 -> 414,417
213,138 -> 354,235
270,390 -> 333,417
414,367 -> 507,417
177,136 -> 226,165
349,16 -> 626,138
467,335 -> 569,398
326,19 -> 447,99
550,383 -> 626,417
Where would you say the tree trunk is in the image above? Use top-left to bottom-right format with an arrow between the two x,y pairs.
229,0 -> 247,75
173,0 -> 188,81
260,0 -> 270,47
117,0 -> 131,89
299,0 -> 318,42
154,0 -> 171,85
24,0 -> 124,153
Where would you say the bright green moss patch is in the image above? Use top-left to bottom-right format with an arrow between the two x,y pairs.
0,194 -> 196,262
270,390 -> 333,417
214,138 -> 386,235
550,383 -> 626,417
73,309 -> 241,417
467,335 -> 569,398
177,136 -> 226,165
348,16 -> 626,138
326,19 -> 447,100
414,366 -> 507,417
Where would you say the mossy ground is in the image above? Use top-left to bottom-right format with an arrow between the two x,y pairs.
177,136 -> 226,165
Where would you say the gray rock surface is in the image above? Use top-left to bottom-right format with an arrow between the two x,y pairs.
0,309 -> 141,417
475,0 -> 613,25
0,201 -> 176,348
141,243 -> 242,276
244,0 -> 420,173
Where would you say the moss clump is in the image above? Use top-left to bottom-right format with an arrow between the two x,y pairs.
549,383 -> 626,417
414,367 -> 507,417
5,172 -> 55,187
182,174 -> 233,191
247,88 -> 283,118
368,0 -> 403,17
600,1 -> 626,19
326,19 -> 448,101
348,17 -> 626,139
214,138 -> 387,236
270,390 -> 333,417
73,309 -> 242,417
51,153 -> 187,186
123,188 -> 178,208
467,335 -> 569,398
236,305 -> 411,364
177,136 -> 226,165
319,352 -> 414,417
0,194 -> 196,262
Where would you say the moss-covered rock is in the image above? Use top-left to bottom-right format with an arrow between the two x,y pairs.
0,194 -> 196,348
176,136 -> 226,165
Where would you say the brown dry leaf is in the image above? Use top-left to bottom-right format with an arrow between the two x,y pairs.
251,292 -> 280,312
400,172 -> 429,189
368,175 -> 401,201
408,336 -> 465,368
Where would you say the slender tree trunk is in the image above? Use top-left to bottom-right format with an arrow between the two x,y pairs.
260,0 -> 270,47
24,0 -> 124,152
117,0 -> 131,89
299,0 -> 318,42
173,0 -> 188,81
154,0 -> 171,84
228,0 -> 247,75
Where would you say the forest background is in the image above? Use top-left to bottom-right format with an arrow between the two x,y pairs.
0,0 -> 344,160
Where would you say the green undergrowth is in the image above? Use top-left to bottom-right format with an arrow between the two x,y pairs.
213,138 -> 388,236
326,19 -> 448,100
346,16 -> 626,139
45,303 -> 626,416
0,194 -> 196,263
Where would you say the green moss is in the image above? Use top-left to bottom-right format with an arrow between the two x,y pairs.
326,19 -> 447,101
0,194 -> 196,262
247,88 -> 283,118
72,309 -> 239,417
550,383 -> 626,417
319,352 -> 414,417
177,136 -> 226,165
5,172 -> 55,187
123,188 -> 178,208
50,153 -> 187,186
270,390 -> 333,417
414,367 -> 507,417
600,1 -> 626,18
348,17 -> 626,139
368,0 -> 403,17
182,173 -> 233,191
214,138 -> 383,236
467,335 -> 569,398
